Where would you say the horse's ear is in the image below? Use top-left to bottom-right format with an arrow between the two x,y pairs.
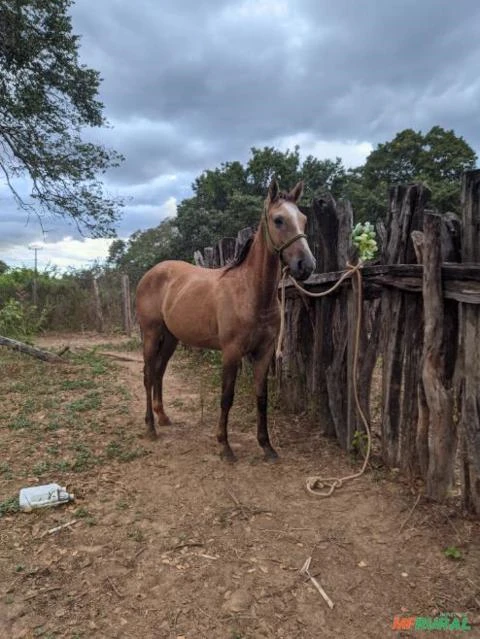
268,178 -> 279,202
290,180 -> 304,203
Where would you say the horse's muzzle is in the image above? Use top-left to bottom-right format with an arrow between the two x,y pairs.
289,255 -> 316,281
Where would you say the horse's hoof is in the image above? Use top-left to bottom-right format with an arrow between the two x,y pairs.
146,429 -> 158,440
220,448 -> 237,463
157,416 -> 171,426
263,450 -> 279,463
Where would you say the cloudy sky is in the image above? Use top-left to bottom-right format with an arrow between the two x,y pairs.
2,0 -> 480,270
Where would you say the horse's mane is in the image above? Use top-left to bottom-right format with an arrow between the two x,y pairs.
221,194 -> 293,275
222,234 -> 255,274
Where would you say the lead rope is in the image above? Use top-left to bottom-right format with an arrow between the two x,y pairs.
276,261 -> 372,497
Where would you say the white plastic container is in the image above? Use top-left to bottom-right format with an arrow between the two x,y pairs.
19,483 -> 74,511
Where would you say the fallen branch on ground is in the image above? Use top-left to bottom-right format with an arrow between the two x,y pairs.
0,335 -> 65,363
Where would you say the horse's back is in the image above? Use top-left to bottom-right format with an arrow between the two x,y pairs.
136,260 -> 223,348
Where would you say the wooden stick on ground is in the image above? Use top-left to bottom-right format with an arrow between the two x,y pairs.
0,335 -> 65,363
299,557 -> 334,609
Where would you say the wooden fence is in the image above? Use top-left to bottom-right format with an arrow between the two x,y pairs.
193,169 -> 480,516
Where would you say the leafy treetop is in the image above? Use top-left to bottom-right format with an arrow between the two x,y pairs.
0,0 -> 123,236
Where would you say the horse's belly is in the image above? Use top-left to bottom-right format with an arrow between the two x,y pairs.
168,319 -> 221,350
163,287 -> 221,349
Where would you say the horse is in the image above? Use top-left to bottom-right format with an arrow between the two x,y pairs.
135,178 -> 316,462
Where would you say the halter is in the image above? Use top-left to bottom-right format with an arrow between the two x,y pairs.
262,201 -> 307,257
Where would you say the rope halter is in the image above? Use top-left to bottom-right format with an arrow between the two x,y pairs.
262,201 -> 307,258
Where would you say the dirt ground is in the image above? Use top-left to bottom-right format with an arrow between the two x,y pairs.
1,332 -> 480,639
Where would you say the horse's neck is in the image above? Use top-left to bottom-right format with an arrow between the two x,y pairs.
242,227 -> 280,310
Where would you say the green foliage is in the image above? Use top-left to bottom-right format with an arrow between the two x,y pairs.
352,222 -> 378,261
351,429 -> 369,456
0,0 -> 123,235
246,145 -> 301,194
0,265 -> 129,333
444,546 -> 462,560
0,298 -> 47,340
0,495 -> 20,517
108,147 -> 351,268
107,218 -> 179,284
350,126 -> 477,221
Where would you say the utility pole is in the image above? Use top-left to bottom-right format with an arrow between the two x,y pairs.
28,243 -> 43,306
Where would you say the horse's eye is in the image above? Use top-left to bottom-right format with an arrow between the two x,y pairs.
274,217 -> 283,227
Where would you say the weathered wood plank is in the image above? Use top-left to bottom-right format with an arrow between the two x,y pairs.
380,184 -> 430,466
193,250 -> 205,266
458,169 -> 480,514
421,211 -> 457,500
282,264 -> 480,304
325,198 -> 355,447
307,196 -> 340,436
217,237 -> 236,266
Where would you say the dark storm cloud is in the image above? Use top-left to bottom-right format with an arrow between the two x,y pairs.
70,0 -> 480,194
3,0 -> 480,267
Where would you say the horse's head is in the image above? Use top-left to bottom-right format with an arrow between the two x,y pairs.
264,179 -> 316,281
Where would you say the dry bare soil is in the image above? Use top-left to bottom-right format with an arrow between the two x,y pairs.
0,332 -> 479,639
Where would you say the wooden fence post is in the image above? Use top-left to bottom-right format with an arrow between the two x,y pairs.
380,184 -> 429,467
92,277 -> 104,333
421,211 -> 457,501
121,274 -> 132,336
458,169 -> 480,514
217,237 -> 236,265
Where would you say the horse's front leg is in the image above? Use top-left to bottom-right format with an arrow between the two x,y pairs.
216,353 -> 239,462
253,345 -> 278,462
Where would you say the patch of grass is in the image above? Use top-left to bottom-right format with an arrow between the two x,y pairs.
60,379 -> 97,391
46,445 -> 59,456
74,507 -> 90,518
68,391 -> 101,413
70,444 -> 97,472
116,499 -> 129,510
7,414 -> 35,430
444,546 -> 462,560
105,440 -> 148,463
0,495 -> 20,517
71,350 -> 109,375
54,460 -> 71,472
46,420 -> 62,431
32,460 -> 53,476
97,337 -> 142,352
41,397 -> 60,410
20,398 -> 36,412
1,344 -> 143,489
0,462 -> 13,479
73,506 -> 97,525
127,528 -> 145,542
117,386 -> 132,401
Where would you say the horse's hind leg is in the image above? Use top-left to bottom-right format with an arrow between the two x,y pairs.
142,326 -> 162,439
216,350 -> 239,462
252,345 -> 278,462
153,327 -> 178,425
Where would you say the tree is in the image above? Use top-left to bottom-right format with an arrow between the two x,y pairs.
193,161 -> 247,211
0,0 -> 123,236
246,146 -> 301,194
301,155 -> 347,200
107,220 -> 177,285
119,147 -> 350,265
0,260 -> 8,274
350,127 -> 477,221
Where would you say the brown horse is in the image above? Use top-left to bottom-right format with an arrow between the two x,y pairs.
136,179 -> 316,461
